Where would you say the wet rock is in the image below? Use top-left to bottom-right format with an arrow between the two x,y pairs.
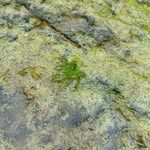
86,27 -> 116,43
40,134 -> 53,145
67,147 -> 76,150
92,102 -> 108,121
16,1 -> 116,47
1,14 -> 20,23
118,130 -> 150,149
15,0 -> 31,7
71,9 -> 95,25
137,0 -> 150,4
96,96 -> 129,150
5,33 -> 18,42
0,86 -> 5,105
4,123 -> 30,145
0,0 -> 11,6
66,110 -> 89,127
58,102 -> 90,127
0,89 -> 30,148
128,102 -> 150,119
22,14 -> 30,23
85,16 -> 95,26
23,24 -> 32,32
41,0 -> 46,4
129,28 -> 145,40
123,49 -> 131,58
1,0 -> 150,149
89,76 -> 122,94
53,13 -> 115,45
28,6 -> 61,24
0,13 -> 30,28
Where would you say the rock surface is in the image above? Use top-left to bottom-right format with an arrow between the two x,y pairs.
0,0 -> 150,149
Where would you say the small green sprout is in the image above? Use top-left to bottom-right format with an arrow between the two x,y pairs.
52,57 -> 86,89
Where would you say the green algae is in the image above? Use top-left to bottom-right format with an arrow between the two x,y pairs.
41,0 -> 46,4
118,130 -> 150,149
105,89 -> 138,122
17,66 -> 44,80
0,0 -> 150,149
68,147 -> 76,150
0,70 -> 11,81
52,57 -> 86,89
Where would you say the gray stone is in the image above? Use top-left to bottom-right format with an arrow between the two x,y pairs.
0,0 -> 11,6
137,0 -> 150,4
0,89 -> 31,149
0,0 -> 150,149
23,24 -> 32,32
128,102 -> 150,119
86,27 -> 115,43
5,33 -> 18,42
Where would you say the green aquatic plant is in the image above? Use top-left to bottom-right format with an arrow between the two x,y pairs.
52,57 -> 86,89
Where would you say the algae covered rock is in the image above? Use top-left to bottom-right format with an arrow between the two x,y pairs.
0,0 -> 150,149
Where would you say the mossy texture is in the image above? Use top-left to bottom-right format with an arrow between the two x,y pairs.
52,57 -> 86,89
0,0 -> 150,149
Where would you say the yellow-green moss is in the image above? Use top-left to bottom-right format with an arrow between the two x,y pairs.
52,57 -> 86,89
17,66 -> 44,80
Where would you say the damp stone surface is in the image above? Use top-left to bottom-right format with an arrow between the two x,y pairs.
0,0 -> 150,150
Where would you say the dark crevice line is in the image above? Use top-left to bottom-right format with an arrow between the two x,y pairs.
47,23 -> 82,48
16,0 -> 82,48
